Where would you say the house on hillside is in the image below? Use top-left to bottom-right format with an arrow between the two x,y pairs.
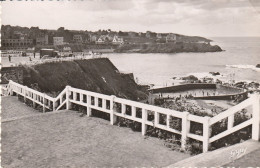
146,31 -> 151,38
73,35 -> 83,43
96,35 -> 113,44
36,34 -> 48,45
128,32 -> 138,37
112,35 -> 124,45
166,33 -> 177,43
89,35 -> 97,43
106,35 -> 114,41
53,37 -> 64,45
156,33 -> 162,39
196,40 -> 210,44
96,35 -> 106,44
63,46 -> 71,52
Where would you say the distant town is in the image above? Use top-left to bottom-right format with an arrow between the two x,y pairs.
1,25 -> 221,55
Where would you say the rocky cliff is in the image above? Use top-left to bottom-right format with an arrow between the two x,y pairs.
115,42 -> 222,53
11,58 -> 147,101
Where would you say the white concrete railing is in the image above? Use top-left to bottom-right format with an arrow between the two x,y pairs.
6,80 -> 260,153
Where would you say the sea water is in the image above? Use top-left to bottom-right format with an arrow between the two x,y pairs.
105,37 -> 260,87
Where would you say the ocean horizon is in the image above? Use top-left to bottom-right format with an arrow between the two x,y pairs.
103,36 -> 260,87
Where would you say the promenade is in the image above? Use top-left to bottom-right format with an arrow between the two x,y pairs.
1,96 -> 189,167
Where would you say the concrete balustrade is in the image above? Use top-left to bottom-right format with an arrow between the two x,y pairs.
6,80 -> 260,153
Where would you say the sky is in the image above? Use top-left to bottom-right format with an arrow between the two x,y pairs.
1,0 -> 260,37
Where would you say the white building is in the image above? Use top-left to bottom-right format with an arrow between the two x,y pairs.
53,37 -> 64,46
166,33 -> 177,43
112,36 -> 124,45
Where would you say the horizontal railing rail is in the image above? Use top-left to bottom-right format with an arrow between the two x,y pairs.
6,80 -> 260,153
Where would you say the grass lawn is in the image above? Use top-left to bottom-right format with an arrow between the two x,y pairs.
1,96 -> 190,167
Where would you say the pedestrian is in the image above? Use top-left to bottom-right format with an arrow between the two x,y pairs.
33,52 -> 35,58
8,55 -> 11,62
29,57 -> 32,61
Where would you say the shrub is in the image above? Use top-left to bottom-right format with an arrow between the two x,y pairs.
117,117 -> 141,132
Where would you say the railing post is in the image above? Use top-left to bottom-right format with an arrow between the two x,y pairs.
43,94 -> 46,113
24,86 -> 28,102
142,108 -> 147,136
7,81 -> 11,95
122,104 -> 126,115
87,95 -> 92,117
66,86 -> 71,110
228,114 -> 234,130
252,94 -> 260,141
53,100 -> 57,111
80,93 -> 83,102
203,116 -> 211,152
110,95 -> 116,125
181,112 -> 190,150
73,91 -> 77,101
95,97 -> 98,107
32,93 -> 36,108
154,111 -> 159,126
166,114 -> 170,129
8,81 -> 14,96
132,106 -> 136,118
102,98 -> 106,109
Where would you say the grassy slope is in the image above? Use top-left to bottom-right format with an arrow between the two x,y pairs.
22,58 -> 147,101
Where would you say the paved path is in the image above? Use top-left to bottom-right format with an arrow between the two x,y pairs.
1,96 -> 190,167
1,96 -> 40,120
224,148 -> 260,167
168,139 -> 260,167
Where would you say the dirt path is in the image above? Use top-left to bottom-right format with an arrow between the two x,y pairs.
1,96 -> 190,167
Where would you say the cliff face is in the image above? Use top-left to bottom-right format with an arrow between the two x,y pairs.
21,58 -> 147,101
115,43 -> 222,53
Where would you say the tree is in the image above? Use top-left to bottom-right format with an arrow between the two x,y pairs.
57,27 -> 65,32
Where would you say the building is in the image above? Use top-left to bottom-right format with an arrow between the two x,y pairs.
196,40 -> 210,44
53,37 -> 64,46
1,38 -> 33,50
63,46 -> 72,52
146,31 -> 151,38
166,33 -> 177,43
96,35 -> 111,44
73,35 -> 83,43
112,36 -> 124,45
36,34 -> 48,45
61,46 -> 72,56
156,33 -> 162,38
96,36 -> 105,44
89,35 -> 97,43
128,32 -> 138,37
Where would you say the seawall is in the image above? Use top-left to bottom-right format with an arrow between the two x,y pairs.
150,84 -> 217,93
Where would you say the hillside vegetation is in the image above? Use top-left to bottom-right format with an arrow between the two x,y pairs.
21,58 -> 147,101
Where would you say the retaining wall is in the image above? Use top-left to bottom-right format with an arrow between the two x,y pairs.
194,91 -> 248,100
150,84 -> 217,93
